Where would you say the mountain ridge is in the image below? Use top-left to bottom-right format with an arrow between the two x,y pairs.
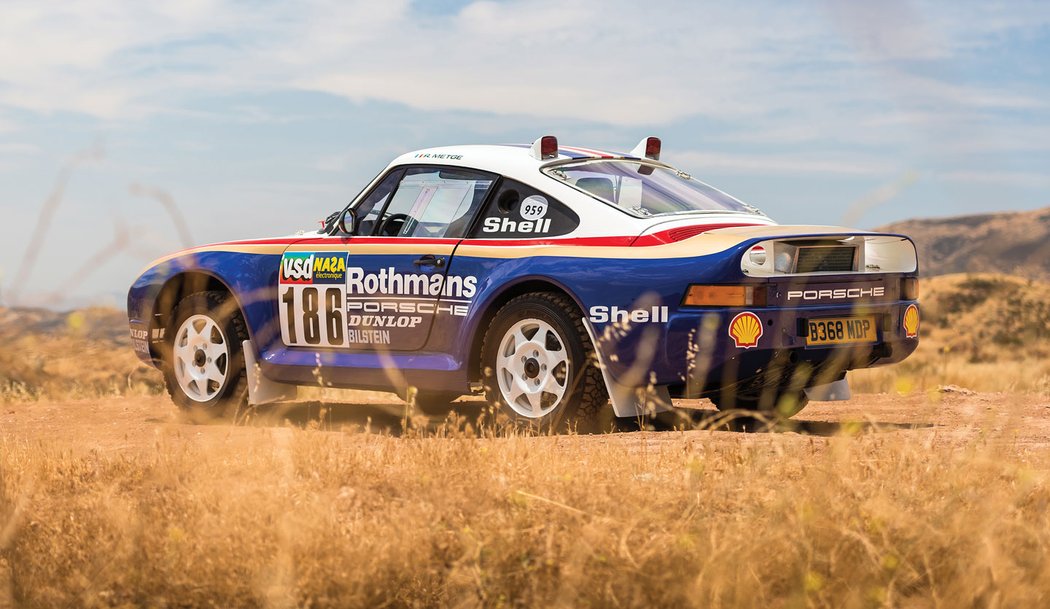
876,206 -> 1050,280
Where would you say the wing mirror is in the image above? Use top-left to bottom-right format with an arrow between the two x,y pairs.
337,208 -> 357,235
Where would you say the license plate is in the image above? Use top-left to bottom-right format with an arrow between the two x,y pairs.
805,316 -> 878,346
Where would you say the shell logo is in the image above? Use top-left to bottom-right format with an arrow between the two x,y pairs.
903,304 -> 920,339
729,311 -> 764,349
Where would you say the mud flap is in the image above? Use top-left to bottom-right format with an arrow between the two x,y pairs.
243,340 -> 298,406
804,378 -> 851,401
581,320 -> 673,417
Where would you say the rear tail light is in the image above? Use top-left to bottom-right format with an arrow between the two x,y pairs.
683,285 -> 766,307
630,136 -> 661,160
530,135 -> 558,160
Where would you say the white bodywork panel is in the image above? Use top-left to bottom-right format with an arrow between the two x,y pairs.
244,340 -> 298,406
581,319 -> 673,418
374,145 -> 776,241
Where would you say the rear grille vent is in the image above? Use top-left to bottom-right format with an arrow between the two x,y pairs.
794,246 -> 856,273
667,225 -> 710,242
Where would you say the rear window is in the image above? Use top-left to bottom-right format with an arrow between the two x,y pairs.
469,179 -> 579,239
543,160 -> 764,218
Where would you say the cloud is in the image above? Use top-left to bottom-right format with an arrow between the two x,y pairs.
671,151 -> 897,176
1,0 -> 1047,128
935,169 -> 1050,189
0,142 -> 39,155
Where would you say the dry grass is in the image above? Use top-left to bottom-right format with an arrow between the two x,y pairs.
0,307 -> 162,402
3,407 -> 1050,608
851,273 -> 1050,395
3,274 -> 1050,607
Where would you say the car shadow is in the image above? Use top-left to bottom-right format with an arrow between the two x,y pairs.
235,399 -> 491,436
230,400 -> 934,437
615,409 -> 936,436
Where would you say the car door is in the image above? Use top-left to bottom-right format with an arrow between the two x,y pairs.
279,165 -> 495,352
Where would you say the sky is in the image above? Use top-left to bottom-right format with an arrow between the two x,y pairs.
0,0 -> 1048,309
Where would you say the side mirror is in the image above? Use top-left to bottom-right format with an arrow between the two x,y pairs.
338,208 -> 357,235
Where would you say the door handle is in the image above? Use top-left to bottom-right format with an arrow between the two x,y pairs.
413,255 -> 445,268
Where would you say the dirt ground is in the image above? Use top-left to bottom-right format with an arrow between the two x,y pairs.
3,391 -> 1049,456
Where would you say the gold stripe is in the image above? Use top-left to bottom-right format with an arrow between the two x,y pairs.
140,244 -> 287,274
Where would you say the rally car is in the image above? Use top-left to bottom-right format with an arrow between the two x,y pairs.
128,136 -> 920,430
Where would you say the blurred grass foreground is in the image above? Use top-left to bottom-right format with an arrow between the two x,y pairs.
2,408 -> 1050,608
0,274 -> 1048,606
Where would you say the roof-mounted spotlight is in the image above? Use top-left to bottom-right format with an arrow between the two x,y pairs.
530,135 -> 559,160
630,136 -> 661,160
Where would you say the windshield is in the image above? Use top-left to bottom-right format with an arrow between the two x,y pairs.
544,160 -> 764,218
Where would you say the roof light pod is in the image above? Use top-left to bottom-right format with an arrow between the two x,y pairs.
530,135 -> 559,160
630,136 -> 661,160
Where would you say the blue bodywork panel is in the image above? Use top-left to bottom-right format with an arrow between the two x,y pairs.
128,233 -> 919,398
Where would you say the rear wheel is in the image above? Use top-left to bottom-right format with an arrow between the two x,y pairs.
162,291 -> 249,420
481,293 -> 608,432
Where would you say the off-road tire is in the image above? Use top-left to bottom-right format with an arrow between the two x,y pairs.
161,291 -> 249,421
480,292 -> 608,432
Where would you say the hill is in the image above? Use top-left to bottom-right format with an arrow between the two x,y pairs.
876,206 -> 1050,280
849,273 -> 1050,393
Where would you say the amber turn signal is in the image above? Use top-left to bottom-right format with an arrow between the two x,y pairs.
683,285 -> 766,307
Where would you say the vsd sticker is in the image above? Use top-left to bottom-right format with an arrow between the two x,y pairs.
280,252 -> 347,285
903,304 -> 919,339
728,311 -> 763,349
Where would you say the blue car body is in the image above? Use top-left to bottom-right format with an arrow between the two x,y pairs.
128,141 -> 919,417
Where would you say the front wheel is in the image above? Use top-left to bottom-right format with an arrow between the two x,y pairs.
481,293 -> 608,432
162,291 -> 249,420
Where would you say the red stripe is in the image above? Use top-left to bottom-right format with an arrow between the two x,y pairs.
630,223 -> 761,246
461,235 -> 636,247
463,224 -> 762,248
186,223 -> 762,253
292,236 -> 458,246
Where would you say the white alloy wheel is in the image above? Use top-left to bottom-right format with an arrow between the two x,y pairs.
172,313 -> 230,402
495,318 -> 570,418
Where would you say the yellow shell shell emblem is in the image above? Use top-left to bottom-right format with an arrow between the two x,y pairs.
729,311 -> 763,349
903,304 -> 919,338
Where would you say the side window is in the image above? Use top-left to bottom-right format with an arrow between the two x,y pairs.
469,179 -> 579,239
371,167 -> 495,238
351,169 -> 403,236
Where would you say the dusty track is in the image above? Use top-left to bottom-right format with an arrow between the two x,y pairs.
3,391 -> 1049,454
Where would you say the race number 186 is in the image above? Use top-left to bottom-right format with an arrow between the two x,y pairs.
279,285 -> 348,347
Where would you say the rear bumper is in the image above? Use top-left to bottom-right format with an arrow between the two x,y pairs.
600,300 -> 919,395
